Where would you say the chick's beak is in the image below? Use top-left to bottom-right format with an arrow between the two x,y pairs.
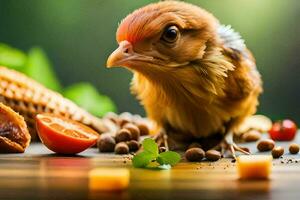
106,40 -> 134,68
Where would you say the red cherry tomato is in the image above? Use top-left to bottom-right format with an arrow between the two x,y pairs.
269,119 -> 298,141
36,113 -> 99,154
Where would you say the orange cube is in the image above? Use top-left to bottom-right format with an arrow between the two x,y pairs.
237,155 -> 272,179
89,168 -> 130,191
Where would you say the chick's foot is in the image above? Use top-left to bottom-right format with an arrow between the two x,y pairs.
153,130 -> 169,151
221,131 -> 250,160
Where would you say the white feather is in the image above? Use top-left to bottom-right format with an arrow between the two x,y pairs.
217,24 -> 246,52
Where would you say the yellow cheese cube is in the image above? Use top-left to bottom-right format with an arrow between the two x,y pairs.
237,155 -> 272,179
89,168 -> 130,191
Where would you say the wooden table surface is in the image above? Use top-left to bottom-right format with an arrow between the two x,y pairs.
1,134 -> 300,200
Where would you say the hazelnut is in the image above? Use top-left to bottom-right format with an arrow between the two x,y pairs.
272,146 -> 284,158
136,122 -> 149,136
205,150 -> 221,161
257,139 -> 275,152
115,129 -> 131,143
97,134 -> 116,152
127,140 -> 140,152
185,147 -> 205,162
123,123 -> 140,141
289,143 -> 300,154
242,130 -> 261,142
114,142 -> 129,154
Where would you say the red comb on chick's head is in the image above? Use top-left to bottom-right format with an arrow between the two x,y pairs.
116,4 -> 163,44
116,2 -> 218,45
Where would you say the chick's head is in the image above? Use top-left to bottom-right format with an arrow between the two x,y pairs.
107,1 -> 219,74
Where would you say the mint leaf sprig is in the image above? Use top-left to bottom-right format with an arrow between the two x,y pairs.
132,138 -> 181,169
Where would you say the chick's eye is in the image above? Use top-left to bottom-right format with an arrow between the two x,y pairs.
161,26 -> 179,43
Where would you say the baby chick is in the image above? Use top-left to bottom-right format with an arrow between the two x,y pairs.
107,1 -> 262,157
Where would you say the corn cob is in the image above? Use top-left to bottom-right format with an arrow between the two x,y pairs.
0,66 -> 108,140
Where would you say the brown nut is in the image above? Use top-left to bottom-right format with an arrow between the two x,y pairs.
205,150 -> 221,161
114,142 -> 129,154
185,147 -> 205,162
272,146 -> 284,158
136,122 -> 150,136
97,134 -> 116,152
257,139 -> 275,152
123,123 -> 140,141
115,129 -> 131,143
127,140 -> 140,152
289,143 -> 300,154
242,130 -> 261,142
188,142 -> 202,150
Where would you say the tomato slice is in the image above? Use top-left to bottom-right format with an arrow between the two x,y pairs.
36,113 -> 99,154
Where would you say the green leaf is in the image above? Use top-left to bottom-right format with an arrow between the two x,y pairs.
142,138 -> 159,156
132,139 -> 181,169
63,82 -> 116,117
156,156 -> 164,165
157,151 -> 181,166
25,47 -> 62,91
132,151 -> 156,168
0,43 -> 27,71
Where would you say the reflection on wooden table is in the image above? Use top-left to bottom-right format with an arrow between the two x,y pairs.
0,141 -> 300,200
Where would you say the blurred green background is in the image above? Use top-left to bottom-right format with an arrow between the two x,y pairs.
0,0 -> 299,123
